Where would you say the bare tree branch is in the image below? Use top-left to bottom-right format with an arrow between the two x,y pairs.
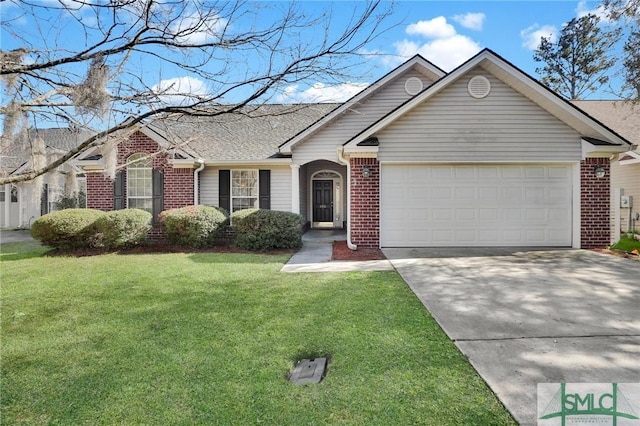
1,0 -> 395,184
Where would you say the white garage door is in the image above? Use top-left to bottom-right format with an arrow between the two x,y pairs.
380,164 -> 573,247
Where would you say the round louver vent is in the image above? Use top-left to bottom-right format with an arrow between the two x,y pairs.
468,75 -> 491,99
405,77 -> 424,95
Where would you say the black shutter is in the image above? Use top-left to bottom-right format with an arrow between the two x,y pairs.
41,183 -> 49,215
113,171 -> 125,210
219,170 -> 230,212
152,168 -> 164,220
259,169 -> 270,210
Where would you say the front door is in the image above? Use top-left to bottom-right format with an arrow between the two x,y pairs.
313,180 -> 333,223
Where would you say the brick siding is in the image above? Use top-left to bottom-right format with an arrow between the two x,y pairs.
581,158 -> 610,248
86,173 -> 114,211
350,157 -> 379,248
86,131 -> 194,238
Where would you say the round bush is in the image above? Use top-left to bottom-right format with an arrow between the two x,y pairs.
94,209 -> 152,249
232,209 -> 303,251
31,208 -> 105,249
159,205 -> 229,248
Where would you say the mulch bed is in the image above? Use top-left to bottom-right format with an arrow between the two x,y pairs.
332,240 -> 386,261
590,248 -> 640,260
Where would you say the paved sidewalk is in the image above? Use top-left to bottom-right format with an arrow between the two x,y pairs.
281,230 -> 394,273
0,229 -> 36,243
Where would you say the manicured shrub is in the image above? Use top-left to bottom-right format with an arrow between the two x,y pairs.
232,209 -> 303,251
159,205 -> 229,248
94,209 -> 152,249
31,208 -> 105,249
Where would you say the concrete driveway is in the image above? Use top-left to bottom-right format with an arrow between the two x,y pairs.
383,248 -> 640,426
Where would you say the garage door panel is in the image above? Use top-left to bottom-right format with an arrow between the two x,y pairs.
432,229 -> 452,243
479,208 -> 499,220
381,164 -> 572,247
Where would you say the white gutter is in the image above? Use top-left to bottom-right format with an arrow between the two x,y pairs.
193,159 -> 205,205
337,146 -> 357,250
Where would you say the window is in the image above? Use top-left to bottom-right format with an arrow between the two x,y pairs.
231,170 -> 258,212
0,186 -> 4,202
10,185 -> 18,203
127,153 -> 153,213
219,169 -> 269,213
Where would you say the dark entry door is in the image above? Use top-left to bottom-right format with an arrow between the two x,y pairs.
313,180 -> 333,222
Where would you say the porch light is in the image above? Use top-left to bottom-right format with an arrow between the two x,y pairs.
594,165 -> 606,179
362,166 -> 370,178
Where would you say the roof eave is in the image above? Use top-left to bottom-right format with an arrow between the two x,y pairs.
202,158 -> 292,167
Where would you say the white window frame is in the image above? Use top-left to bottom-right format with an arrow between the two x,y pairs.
127,153 -> 153,213
231,169 -> 258,213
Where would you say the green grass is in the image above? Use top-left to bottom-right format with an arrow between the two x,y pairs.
1,242 -> 515,425
611,235 -> 640,252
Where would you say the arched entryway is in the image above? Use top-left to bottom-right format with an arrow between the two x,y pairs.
310,170 -> 343,228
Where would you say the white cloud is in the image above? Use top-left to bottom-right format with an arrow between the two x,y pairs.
151,76 -> 208,105
576,0 -> 613,22
388,16 -> 481,71
452,12 -> 486,31
276,82 -> 369,103
393,35 -> 481,71
520,24 -> 558,50
406,17 -> 456,39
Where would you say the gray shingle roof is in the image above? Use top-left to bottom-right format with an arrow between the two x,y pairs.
1,128 -> 92,175
150,104 -> 338,161
572,100 -> 640,148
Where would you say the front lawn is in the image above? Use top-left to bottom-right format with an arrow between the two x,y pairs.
1,242 -> 515,425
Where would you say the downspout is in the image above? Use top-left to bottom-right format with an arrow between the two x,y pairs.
193,159 -> 205,205
337,146 -> 357,250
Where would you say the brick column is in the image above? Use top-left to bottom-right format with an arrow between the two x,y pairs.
581,158 -> 610,248
350,157 -> 379,248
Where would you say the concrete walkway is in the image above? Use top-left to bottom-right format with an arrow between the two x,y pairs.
281,230 -> 394,272
0,229 -> 36,243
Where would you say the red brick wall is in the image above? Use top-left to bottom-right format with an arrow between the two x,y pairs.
581,158 -> 610,248
85,131 -> 194,237
350,157 -> 379,248
86,173 -> 113,211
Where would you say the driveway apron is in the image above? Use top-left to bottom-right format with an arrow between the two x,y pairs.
383,248 -> 640,426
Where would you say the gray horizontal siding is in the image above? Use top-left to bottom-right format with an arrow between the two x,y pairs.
293,68 -> 434,165
199,165 -> 292,212
377,68 -> 582,162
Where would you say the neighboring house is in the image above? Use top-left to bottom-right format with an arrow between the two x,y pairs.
77,49 -> 633,248
0,128 -> 90,228
571,101 -> 640,242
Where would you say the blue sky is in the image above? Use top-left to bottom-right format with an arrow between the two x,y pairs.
274,0 -> 613,99
1,0 -> 623,107
276,0 -> 620,102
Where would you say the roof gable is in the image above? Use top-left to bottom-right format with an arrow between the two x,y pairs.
278,55 -> 446,154
1,128 -> 92,175
343,49 -> 632,150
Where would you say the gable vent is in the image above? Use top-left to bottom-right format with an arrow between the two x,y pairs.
405,77 -> 424,95
468,75 -> 491,99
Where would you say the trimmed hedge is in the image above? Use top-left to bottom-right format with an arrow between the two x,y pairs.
31,208 -> 105,249
159,205 -> 229,248
94,209 -> 152,249
232,209 -> 303,251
